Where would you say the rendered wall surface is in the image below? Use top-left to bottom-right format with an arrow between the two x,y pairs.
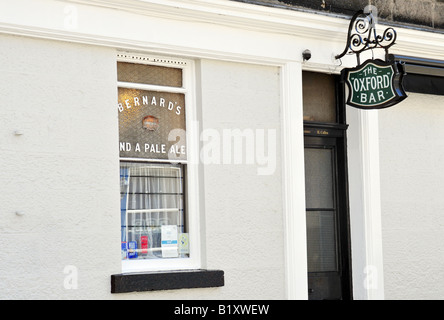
0,34 -> 122,299
199,60 -> 285,299
0,35 -> 285,299
378,93 -> 444,299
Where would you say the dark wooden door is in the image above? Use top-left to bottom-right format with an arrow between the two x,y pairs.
304,128 -> 351,300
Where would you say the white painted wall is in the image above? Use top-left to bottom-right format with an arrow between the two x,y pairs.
378,93 -> 444,299
199,60 -> 285,299
0,34 -> 122,299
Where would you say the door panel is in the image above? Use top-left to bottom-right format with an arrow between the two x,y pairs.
308,273 -> 342,300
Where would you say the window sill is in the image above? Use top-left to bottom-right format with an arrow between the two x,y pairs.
111,269 -> 224,293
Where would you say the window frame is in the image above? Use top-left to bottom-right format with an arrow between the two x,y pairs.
117,52 -> 201,273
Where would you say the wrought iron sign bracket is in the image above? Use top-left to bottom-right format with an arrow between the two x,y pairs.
336,10 -> 407,110
335,10 -> 397,65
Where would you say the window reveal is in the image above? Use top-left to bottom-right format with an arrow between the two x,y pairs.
117,60 -> 189,263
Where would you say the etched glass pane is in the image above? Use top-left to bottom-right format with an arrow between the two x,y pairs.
303,71 -> 336,123
117,88 -> 186,161
306,211 -> 338,272
304,147 -> 334,209
117,62 -> 183,87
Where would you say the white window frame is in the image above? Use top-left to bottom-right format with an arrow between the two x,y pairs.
117,52 -> 201,273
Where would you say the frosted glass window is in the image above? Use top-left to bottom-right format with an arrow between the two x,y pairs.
306,211 -> 338,272
304,148 -> 334,209
117,62 -> 183,87
303,71 -> 337,123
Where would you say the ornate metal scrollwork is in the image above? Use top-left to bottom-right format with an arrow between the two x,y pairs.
335,10 -> 397,65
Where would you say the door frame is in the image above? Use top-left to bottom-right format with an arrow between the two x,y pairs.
303,75 -> 353,300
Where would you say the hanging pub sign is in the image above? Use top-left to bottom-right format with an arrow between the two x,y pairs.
117,87 -> 186,161
342,58 -> 407,109
335,9 -> 407,109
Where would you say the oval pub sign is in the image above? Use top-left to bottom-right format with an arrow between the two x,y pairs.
342,59 -> 407,109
